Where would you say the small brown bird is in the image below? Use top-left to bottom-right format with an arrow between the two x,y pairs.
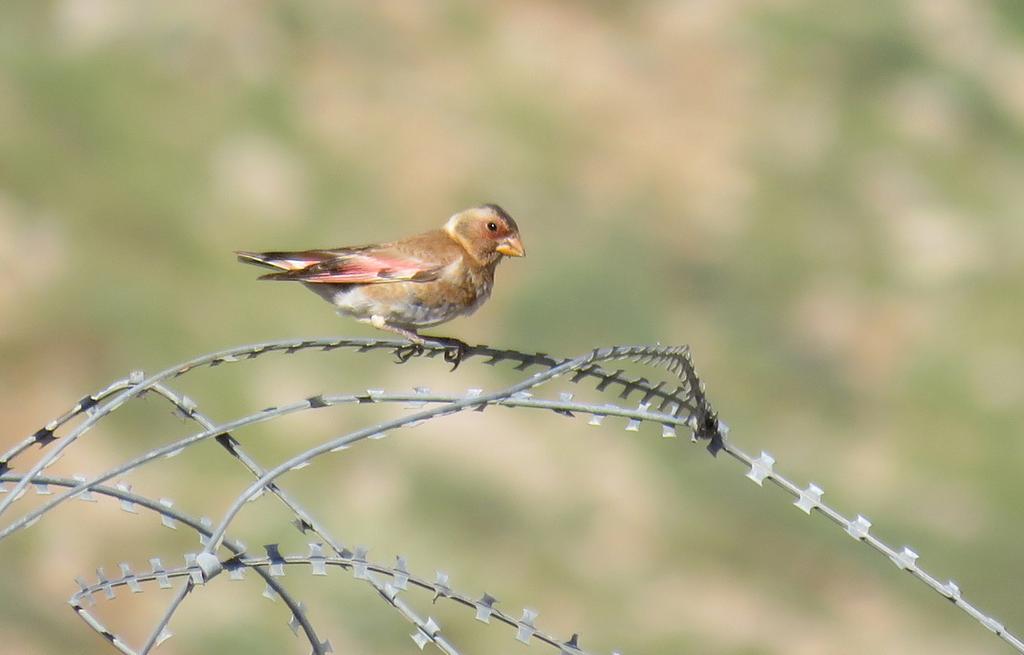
236,204 -> 525,363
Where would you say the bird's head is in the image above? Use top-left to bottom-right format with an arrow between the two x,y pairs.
444,204 -> 526,264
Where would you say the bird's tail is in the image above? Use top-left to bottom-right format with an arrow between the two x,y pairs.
235,250 -> 288,271
235,249 -> 337,276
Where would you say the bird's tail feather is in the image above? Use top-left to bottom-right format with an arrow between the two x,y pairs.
235,250 -> 287,270
235,249 -> 334,273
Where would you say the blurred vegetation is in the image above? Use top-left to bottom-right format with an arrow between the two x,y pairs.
1,1 -> 1023,654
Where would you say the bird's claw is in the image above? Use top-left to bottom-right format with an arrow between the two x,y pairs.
441,340 -> 469,371
394,342 -> 425,364
393,337 -> 468,371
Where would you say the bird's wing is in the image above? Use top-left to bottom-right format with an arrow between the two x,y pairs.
236,245 -> 447,284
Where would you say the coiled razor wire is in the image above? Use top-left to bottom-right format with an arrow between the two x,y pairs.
0,337 -> 1019,654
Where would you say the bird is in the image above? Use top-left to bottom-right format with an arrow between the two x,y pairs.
235,204 -> 525,367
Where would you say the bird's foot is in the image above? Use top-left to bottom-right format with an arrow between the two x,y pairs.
425,336 -> 470,371
392,334 -> 470,371
442,341 -> 468,371
394,342 -> 426,364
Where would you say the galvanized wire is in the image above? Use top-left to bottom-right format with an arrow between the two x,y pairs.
0,337 -> 1019,654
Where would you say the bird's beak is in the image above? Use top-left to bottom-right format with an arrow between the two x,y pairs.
496,236 -> 526,257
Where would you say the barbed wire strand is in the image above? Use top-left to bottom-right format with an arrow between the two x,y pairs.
0,338 -> 1019,653
4,473 -> 601,655
1,340 -> 699,654
0,473 -> 327,654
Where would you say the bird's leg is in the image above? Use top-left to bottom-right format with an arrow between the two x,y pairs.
371,316 -> 426,363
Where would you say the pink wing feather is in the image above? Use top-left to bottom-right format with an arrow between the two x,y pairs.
235,249 -> 443,284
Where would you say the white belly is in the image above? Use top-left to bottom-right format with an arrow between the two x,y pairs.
329,284 -> 483,328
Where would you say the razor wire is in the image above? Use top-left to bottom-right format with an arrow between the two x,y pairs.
0,337 -> 1020,654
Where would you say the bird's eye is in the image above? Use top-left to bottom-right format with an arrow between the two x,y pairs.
486,222 -> 498,232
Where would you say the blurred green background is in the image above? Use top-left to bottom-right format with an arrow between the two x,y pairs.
2,1 -> 1024,654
